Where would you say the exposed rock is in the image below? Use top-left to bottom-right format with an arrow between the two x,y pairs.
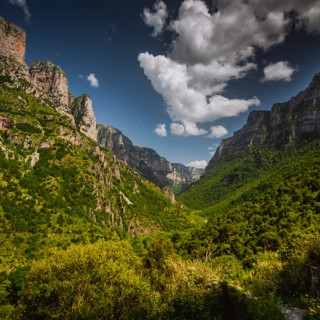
0,17 -> 27,65
133,180 -> 139,194
207,73 -> 320,171
97,124 -> 203,188
282,307 -> 304,320
120,191 -> 133,205
0,116 -> 14,130
172,163 -> 204,183
71,94 -> 97,141
29,60 -> 71,116
164,186 -> 176,204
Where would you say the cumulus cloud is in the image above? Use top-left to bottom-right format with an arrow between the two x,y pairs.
207,125 -> 228,139
249,0 -> 320,34
262,61 -> 296,82
154,123 -> 167,137
143,0 -> 168,37
170,121 -> 207,136
87,73 -> 99,88
140,0 -> 320,137
139,52 -> 260,126
186,160 -> 207,169
9,0 -> 31,22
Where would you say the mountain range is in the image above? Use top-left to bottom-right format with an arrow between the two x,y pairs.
97,124 -> 203,189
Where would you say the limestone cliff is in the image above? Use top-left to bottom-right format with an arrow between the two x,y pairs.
29,60 -> 71,118
0,16 -> 98,142
70,94 -> 98,141
0,16 -> 27,65
0,16 -> 29,80
97,124 -> 203,188
207,73 -> 320,171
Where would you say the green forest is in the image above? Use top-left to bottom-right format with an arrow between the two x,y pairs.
1,67 -> 320,320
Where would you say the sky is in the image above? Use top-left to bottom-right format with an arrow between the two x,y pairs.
1,0 -> 320,168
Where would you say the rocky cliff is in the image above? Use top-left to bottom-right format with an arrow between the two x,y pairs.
97,124 -> 203,188
70,94 -> 98,141
207,73 -> 320,171
0,16 -> 97,141
0,16 -> 26,65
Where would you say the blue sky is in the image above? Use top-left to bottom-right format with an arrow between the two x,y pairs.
1,0 -> 320,168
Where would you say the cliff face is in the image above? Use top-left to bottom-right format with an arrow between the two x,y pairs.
0,16 -> 26,65
0,17 -> 29,80
70,94 -> 98,141
0,17 -> 97,142
207,73 -> 320,171
29,60 -> 72,118
97,124 -> 203,188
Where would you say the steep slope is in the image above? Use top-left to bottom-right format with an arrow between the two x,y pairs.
207,73 -> 320,170
0,18 -> 193,270
179,73 -> 320,210
0,17 -> 97,142
97,123 -> 203,189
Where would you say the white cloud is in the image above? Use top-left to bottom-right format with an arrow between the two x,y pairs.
262,61 -> 296,82
138,52 -> 260,127
154,123 -> 167,137
249,0 -> 320,34
87,73 -> 99,88
170,121 -> 207,136
186,160 -> 207,169
207,125 -> 228,139
143,0 -> 168,37
140,0 -> 320,137
9,0 -> 30,22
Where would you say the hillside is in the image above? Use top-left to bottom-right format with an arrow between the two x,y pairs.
179,73 -> 320,210
0,17 -> 195,266
97,123 -> 203,190
1,16 -> 320,320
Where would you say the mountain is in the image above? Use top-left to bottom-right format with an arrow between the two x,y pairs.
206,73 -> 320,171
0,17 -> 98,142
97,124 -> 203,189
0,16 -> 203,191
178,73 -> 320,211
0,16 -> 193,249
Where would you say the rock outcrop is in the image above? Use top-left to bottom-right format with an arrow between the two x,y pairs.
0,17 -> 29,80
0,116 -> 14,130
0,16 -> 26,65
97,124 -> 203,188
0,16 -> 98,142
29,60 -> 71,116
70,94 -> 98,141
207,73 -> 320,171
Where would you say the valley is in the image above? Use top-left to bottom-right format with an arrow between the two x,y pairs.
0,16 -> 319,320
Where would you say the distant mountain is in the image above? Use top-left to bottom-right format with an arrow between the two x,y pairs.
97,124 -> 204,189
206,73 -> 320,171
179,72 -> 320,210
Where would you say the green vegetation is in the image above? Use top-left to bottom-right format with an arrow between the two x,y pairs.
1,66 -> 320,318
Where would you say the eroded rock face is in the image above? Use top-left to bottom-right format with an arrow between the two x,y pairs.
29,60 -> 69,112
0,17 -> 26,65
0,116 -> 14,130
207,73 -> 320,171
97,124 -> 203,188
71,94 -> 98,141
